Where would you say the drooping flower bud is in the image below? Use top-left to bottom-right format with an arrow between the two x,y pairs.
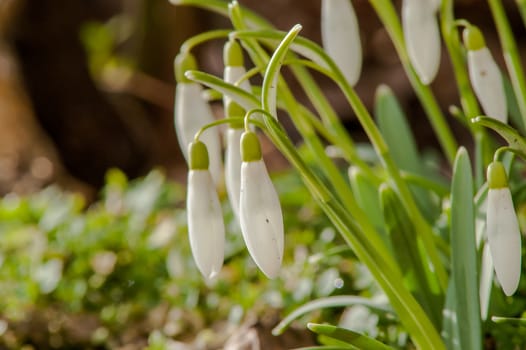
224,102 -> 245,220
464,26 -> 508,123
402,0 -> 441,85
239,131 -> 284,278
186,141 -> 225,283
174,52 -> 223,185
486,161 -> 521,296
321,0 -> 362,86
223,39 -> 252,111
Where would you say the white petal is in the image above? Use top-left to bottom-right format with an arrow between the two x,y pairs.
321,0 -> 362,86
187,170 -> 225,282
402,0 -> 441,84
175,83 -> 223,185
468,48 -> 508,124
486,188 -> 521,296
239,160 -> 284,278
223,66 -> 252,109
225,128 -> 243,220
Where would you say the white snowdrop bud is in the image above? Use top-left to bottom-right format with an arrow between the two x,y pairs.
239,131 -> 284,278
223,40 -> 252,111
486,161 -> 521,296
321,0 -> 362,86
174,52 -> 223,186
464,26 -> 508,124
186,141 -> 225,283
224,103 -> 245,221
402,0 -> 441,85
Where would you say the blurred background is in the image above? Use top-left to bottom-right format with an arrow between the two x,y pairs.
0,0 -> 519,198
1,0 -> 526,349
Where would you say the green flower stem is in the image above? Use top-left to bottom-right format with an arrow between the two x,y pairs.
517,0 -> 526,28
440,0 -> 489,187
260,112 -> 444,350
368,0 -> 458,165
440,1 -> 481,119
228,4 -> 395,270
193,117 -> 245,141
232,23 -> 447,290
488,0 -> 526,129
339,78 -> 448,291
230,31 -> 379,182
169,0 -> 271,29
179,29 -> 232,53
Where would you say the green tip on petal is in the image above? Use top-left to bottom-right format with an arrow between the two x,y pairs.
226,102 -> 245,128
174,52 -> 198,83
223,39 -> 244,67
487,161 -> 508,189
188,141 -> 209,170
463,25 -> 486,51
240,131 -> 261,162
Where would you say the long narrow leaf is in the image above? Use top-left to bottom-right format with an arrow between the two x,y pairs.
261,24 -> 302,118
379,184 -> 442,328
307,323 -> 395,350
471,116 -> 526,157
374,85 -> 440,221
374,85 -> 421,174
185,70 -> 259,111
272,296 -> 393,335
449,147 -> 482,349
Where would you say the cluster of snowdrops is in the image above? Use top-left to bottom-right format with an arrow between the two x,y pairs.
171,0 -> 526,348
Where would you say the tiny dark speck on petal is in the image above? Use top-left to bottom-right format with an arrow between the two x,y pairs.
265,218 -> 269,223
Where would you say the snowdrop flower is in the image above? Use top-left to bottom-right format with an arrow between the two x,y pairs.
321,0 -> 362,86
486,161 -> 521,296
224,103 -> 245,220
174,52 -> 223,185
464,26 -> 508,124
223,39 -> 252,111
402,0 -> 441,85
186,141 -> 225,283
239,131 -> 284,278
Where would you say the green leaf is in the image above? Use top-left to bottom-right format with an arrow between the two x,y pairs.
471,116 -> 526,157
184,70 -> 259,111
348,167 -> 385,233
449,147 -> 482,349
492,317 -> 526,325
503,73 -> 526,135
307,323 -> 395,350
375,85 -> 439,221
272,296 -> 393,335
261,24 -> 302,118
379,184 -> 443,328
374,85 -> 421,175
442,280 -> 461,350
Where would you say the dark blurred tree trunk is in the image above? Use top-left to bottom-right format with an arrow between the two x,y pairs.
0,0 -> 90,195
12,0 -> 149,188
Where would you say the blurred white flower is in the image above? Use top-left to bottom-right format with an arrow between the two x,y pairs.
321,0 -> 362,86
402,0 -> 441,84
174,53 -> 223,186
34,258 -> 63,294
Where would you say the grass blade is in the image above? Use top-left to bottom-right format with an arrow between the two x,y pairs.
449,147 -> 482,349
307,323 -> 395,350
272,296 -> 393,336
